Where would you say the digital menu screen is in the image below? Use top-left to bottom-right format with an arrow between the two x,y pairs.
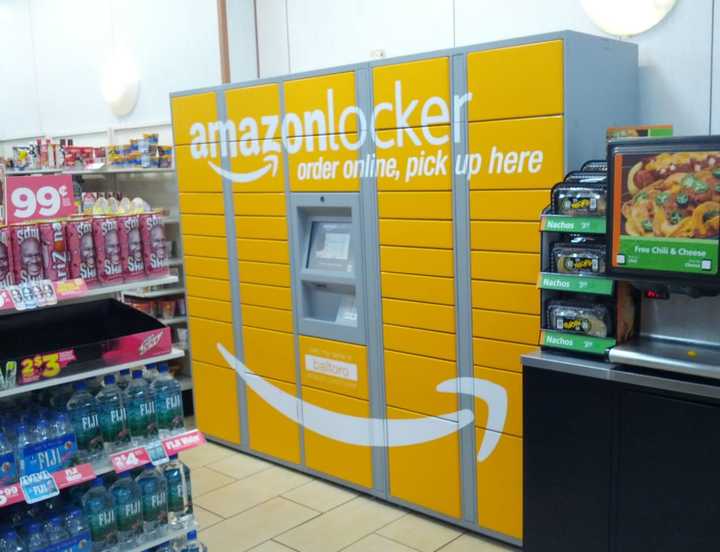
611,149 -> 720,276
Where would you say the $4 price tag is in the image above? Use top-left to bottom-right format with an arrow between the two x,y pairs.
5,175 -> 75,224
110,447 -> 152,473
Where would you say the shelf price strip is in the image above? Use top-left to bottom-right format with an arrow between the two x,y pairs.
0,463 -> 97,509
111,429 -> 206,474
541,330 -> 616,355
541,215 -> 606,234
538,273 -> 614,295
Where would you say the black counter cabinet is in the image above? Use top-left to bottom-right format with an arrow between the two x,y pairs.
523,352 -> 720,552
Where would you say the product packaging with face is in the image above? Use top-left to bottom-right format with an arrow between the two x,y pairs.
118,215 -> 145,280
0,227 -> 14,287
92,216 -> 124,284
140,213 -> 169,277
11,224 -> 44,283
66,217 -> 98,284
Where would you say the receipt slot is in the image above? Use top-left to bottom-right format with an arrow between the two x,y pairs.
290,194 -> 366,345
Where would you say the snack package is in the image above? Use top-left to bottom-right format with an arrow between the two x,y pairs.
39,221 -> 69,281
66,217 -> 98,283
0,226 -> 14,287
118,215 -> 145,280
581,160 -> 608,173
140,213 -> 169,277
552,243 -> 607,275
11,223 -> 44,283
547,302 -> 611,338
92,216 -> 123,284
552,178 -> 608,216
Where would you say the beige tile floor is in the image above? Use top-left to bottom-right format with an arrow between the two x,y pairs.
180,441 -> 517,552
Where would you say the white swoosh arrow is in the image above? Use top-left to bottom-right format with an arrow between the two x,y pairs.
218,343 -> 507,461
208,154 -> 278,183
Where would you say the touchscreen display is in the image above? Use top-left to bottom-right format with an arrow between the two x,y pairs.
307,221 -> 352,272
611,150 -> 720,275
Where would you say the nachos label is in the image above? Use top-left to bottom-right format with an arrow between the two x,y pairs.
612,150 -> 720,275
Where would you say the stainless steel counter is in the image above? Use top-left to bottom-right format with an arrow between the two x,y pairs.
523,350 -> 720,400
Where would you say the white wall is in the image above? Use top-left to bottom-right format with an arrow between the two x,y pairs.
0,0 -> 257,144
257,0 -> 716,137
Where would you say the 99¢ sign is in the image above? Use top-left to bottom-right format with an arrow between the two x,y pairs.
5,175 -> 75,224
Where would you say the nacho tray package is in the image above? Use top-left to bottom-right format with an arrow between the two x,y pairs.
546,301 -> 611,338
552,243 -> 607,275
552,174 -> 608,216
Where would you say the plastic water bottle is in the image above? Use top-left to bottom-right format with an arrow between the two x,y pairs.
82,479 -> 118,551
117,369 -> 131,391
180,531 -> 207,552
0,429 -> 18,486
143,364 -> 159,385
23,522 -> 47,552
45,515 -> 70,545
66,381 -> 104,462
152,365 -> 184,437
0,528 -> 26,552
154,542 -> 175,552
110,472 -> 143,543
135,465 -> 168,537
65,507 -> 91,549
125,370 -> 158,444
96,375 -> 130,452
163,454 -> 193,528
50,412 -> 77,469
15,424 -> 32,477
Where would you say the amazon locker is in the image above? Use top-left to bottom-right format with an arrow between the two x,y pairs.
171,32 -> 637,545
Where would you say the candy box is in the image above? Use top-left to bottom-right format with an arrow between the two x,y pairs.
92,216 -> 123,284
66,217 -> 98,283
39,220 -> 69,281
117,214 -> 145,280
140,213 -> 169,277
11,223 -> 44,283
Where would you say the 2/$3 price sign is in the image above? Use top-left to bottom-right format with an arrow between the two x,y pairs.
5,175 -> 76,225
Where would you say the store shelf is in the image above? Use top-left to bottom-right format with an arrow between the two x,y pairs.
0,348 -> 185,399
164,216 -> 180,224
8,167 -> 175,176
168,258 -> 183,267
125,287 -> 185,299
159,316 -> 187,325
174,342 -> 188,352
127,522 -> 196,552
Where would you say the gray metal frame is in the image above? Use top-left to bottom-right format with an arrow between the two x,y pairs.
170,30 -> 638,547
288,192 -> 367,345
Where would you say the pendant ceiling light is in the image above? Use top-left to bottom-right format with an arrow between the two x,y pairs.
101,49 -> 140,117
581,0 -> 677,37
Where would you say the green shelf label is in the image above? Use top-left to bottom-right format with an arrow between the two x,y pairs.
541,330 -> 616,355
538,273 -> 614,295
617,236 -> 718,275
541,215 -> 606,234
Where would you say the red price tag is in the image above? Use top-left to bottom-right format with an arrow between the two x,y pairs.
110,447 -> 151,473
162,430 -> 207,456
0,483 -> 23,508
5,175 -> 76,224
54,279 -> 88,301
53,464 -> 96,490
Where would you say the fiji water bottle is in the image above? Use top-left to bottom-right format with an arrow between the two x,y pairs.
152,364 -> 184,437
163,454 -> 193,528
45,515 -> 70,545
49,412 -> 78,469
64,507 -> 92,549
66,381 -> 104,462
82,479 -> 118,551
117,369 -> 131,391
0,528 -> 26,552
125,370 -> 158,444
96,375 -> 130,452
23,522 -> 47,552
110,472 -> 143,543
0,429 -> 18,485
15,424 -> 32,477
180,531 -> 207,552
135,465 -> 168,537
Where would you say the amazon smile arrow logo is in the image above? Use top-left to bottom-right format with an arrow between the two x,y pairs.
218,343 -> 507,461
207,154 -> 279,183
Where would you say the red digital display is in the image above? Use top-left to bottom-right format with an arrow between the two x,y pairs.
645,288 -> 669,300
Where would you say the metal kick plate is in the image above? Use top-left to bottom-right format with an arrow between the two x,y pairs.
609,337 -> 720,380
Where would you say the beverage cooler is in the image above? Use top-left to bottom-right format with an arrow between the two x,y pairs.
524,137 -> 720,552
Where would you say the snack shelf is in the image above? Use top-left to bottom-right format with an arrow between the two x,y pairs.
8,167 -> 175,176
158,316 -> 187,325
0,348 -> 185,399
0,275 -> 180,316
538,272 -> 615,296
124,287 -> 185,299
540,214 -> 606,234
540,330 -> 616,356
